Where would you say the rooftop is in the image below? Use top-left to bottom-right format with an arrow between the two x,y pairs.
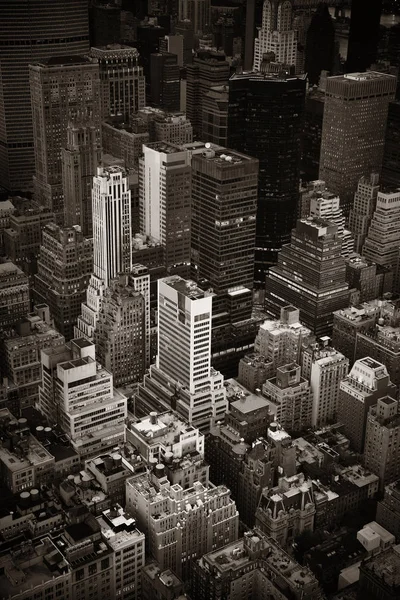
163,276 -> 205,300
362,544 -> 400,587
130,411 -> 200,448
144,141 -> 183,154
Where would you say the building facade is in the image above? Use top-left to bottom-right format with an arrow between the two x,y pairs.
253,0 -> 297,71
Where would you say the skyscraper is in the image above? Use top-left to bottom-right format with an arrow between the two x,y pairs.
139,142 -> 191,273
201,85 -> 229,147
253,0 -> 297,72
150,53 -> 181,112
34,224 -> 93,341
178,0 -> 211,34
90,45 -> 146,120
75,166 -> 132,340
30,56 -> 101,223
381,101 -> 400,190
346,0 -> 383,73
319,72 -> 396,215
62,119 -> 102,236
309,189 -> 353,257
348,173 -> 380,255
0,0 -> 90,193
228,71 -> 306,279
304,3 -> 335,86
338,357 -> 396,453
265,218 -> 350,337
190,144 -> 258,294
186,50 -> 230,139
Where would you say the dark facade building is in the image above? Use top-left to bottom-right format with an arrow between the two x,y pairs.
265,218 -> 349,337
305,4 -> 335,86
228,71 -> 306,281
301,88 -> 325,182
346,0 -> 383,73
202,85 -> 229,147
0,0 -> 90,193
89,1 -> 121,47
34,224 -> 93,341
186,50 -> 230,140
358,543 -> 400,600
150,53 -> 181,112
136,21 -> 166,93
381,101 -> 400,190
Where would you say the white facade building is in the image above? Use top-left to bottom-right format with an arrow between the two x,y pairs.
156,276 -> 227,429
253,0 -> 297,71
75,166 -> 133,341
309,190 -> 354,258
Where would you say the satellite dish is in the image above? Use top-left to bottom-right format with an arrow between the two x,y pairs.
205,142 -> 211,149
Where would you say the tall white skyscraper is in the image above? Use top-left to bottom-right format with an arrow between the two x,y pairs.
135,276 -> 227,430
75,166 -> 133,340
253,0 -> 297,71
139,142 -> 191,271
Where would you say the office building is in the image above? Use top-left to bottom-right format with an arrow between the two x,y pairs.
3,199 -> 54,281
346,0 -> 383,73
102,118 -> 150,170
381,101 -> 400,190
191,528 -> 322,600
136,20 -> 167,89
62,119 -> 102,236
156,276 -> 227,429
191,144 -> 258,294
126,469 -> 238,581
0,0 -> 90,193
153,112 -> 193,145
239,306 -> 313,392
338,357 -> 397,453
38,339 -> 127,458
202,85 -> 229,147
186,50 -> 230,139
90,45 -> 146,120
0,262 -> 30,332
348,173 -> 380,254
298,179 -> 326,219
302,341 -> 349,427
30,56 -> 101,223
90,1 -> 121,47
358,543 -> 400,600
345,254 -> 389,303
34,224 -> 93,341
363,189 -> 400,278
142,563 -> 185,600
178,0 -> 211,34
150,53 -> 181,112
376,480 -> 400,541
309,189 -> 353,257
139,142 -> 191,272
2,305 -> 64,410
160,34 -> 185,66
175,19 -> 195,65
76,166 -> 132,341
253,0 -> 297,71
228,71 -> 306,278
355,323 -> 400,388
365,397 -> 400,490
305,4 -> 335,86
263,363 -> 312,433
319,72 -> 396,215
94,275 -> 146,387
301,88 -> 325,183
0,199 -> 15,253
265,218 -> 350,337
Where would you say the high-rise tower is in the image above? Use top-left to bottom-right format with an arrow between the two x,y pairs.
265,218 -> 350,337
348,173 -> 380,255
62,119 -> 102,236
30,56 -> 101,223
305,3 -> 335,86
319,72 -> 396,216
346,0 -> 383,73
228,71 -> 306,280
75,166 -> 132,341
253,0 -> 297,72
0,0 -> 90,193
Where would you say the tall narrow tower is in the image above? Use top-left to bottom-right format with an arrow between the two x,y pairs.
75,166 -> 132,340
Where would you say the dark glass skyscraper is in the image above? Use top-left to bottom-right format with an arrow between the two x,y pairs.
381,101 -> 400,190
228,71 -> 306,283
305,3 -> 335,86
346,0 -> 383,73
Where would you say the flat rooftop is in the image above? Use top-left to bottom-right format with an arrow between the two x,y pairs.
363,544 -> 400,587
145,141 -> 183,154
164,276 -> 205,300
131,411 -> 199,447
